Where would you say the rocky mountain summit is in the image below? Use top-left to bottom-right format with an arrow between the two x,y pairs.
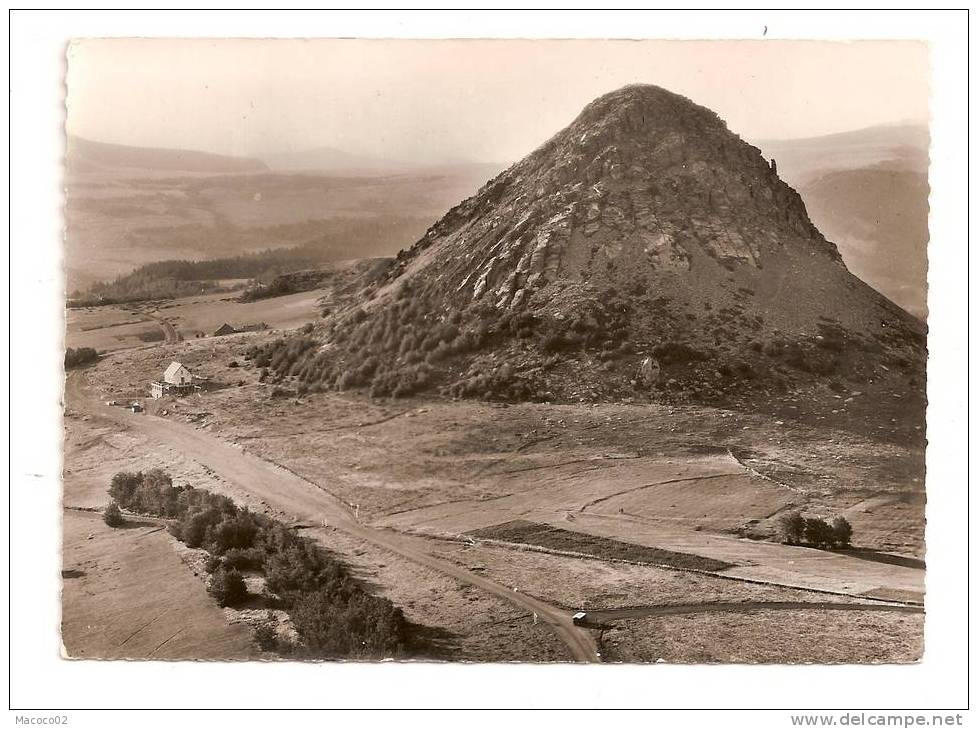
391,84 -> 840,306
250,85 -> 925,438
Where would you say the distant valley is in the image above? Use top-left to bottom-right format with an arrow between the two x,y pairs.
754,124 -> 929,319
65,135 -> 504,292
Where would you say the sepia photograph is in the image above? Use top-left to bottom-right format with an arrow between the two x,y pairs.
60,36 -> 930,665
6,8 -> 971,718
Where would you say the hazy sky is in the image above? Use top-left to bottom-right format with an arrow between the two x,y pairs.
66,39 -> 929,164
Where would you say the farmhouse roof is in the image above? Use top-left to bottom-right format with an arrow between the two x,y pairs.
164,362 -> 189,380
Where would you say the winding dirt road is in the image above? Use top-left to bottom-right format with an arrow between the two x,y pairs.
70,376 -> 599,662
145,311 -> 181,344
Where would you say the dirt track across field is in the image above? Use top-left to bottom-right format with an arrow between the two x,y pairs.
67,375 -> 600,662
145,311 -> 180,344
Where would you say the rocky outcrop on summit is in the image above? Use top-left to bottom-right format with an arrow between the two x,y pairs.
388,84 -> 840,311
251,85 -> 925,437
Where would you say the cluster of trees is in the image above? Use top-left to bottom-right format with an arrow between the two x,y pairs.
239,276 -> 299,302
70,248 -> 318,307
246,282 -> 649,403
69,279 -> 226,307
777,511 -> 853,549
104,469 -> 408,658
247,290 -> 525,400
245,285 -> 481,398
64,347 -> 98,369
207,567 -> 248,607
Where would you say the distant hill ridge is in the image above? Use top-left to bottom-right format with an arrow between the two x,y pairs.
755,123 -> 929,184
66,135 -> 269,174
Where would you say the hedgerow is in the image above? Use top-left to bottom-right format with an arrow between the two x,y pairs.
107,470 -> 407,659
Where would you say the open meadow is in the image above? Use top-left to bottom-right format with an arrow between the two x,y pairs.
63,324 -> 925,662
61,508 -> 257,660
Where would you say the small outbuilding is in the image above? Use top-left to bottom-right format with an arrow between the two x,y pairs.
213,323 -> 238,337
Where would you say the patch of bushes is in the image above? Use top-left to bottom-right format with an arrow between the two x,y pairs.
254,283 -> 641,403
815,323 -> 849,353
103,501 -> 124,527
221,546 -> 265,571
254,618 -> 285,653
106,470 -> 408,659
777,510 -> 853,549
781,341 -> 839,375
245,335 -> 319,372
136,329 -> 166,343
208,567 -> 248,607
446,362 -> 540,402
291,590 -> 408,657
239,276 -> 297,302
652,341 -> 711,365
65,347 -> 98,369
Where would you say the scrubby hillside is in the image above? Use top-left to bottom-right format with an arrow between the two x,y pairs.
247,85 -> 926,433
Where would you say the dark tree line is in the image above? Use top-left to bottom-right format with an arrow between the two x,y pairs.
104,469 -> 408,658
70,248 -> 319,306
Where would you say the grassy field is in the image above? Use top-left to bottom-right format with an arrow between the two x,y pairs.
156,289 -> 323,340
600,609 -> 923,663
73,332 -> 925,560
66,307 -> 163,352
427,539 -> 863,611
65,288 -> 325,354
61,509 -> 256,660
64,331 -> 926,662
175,344 -> 923,556
62,395 -> 573,662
